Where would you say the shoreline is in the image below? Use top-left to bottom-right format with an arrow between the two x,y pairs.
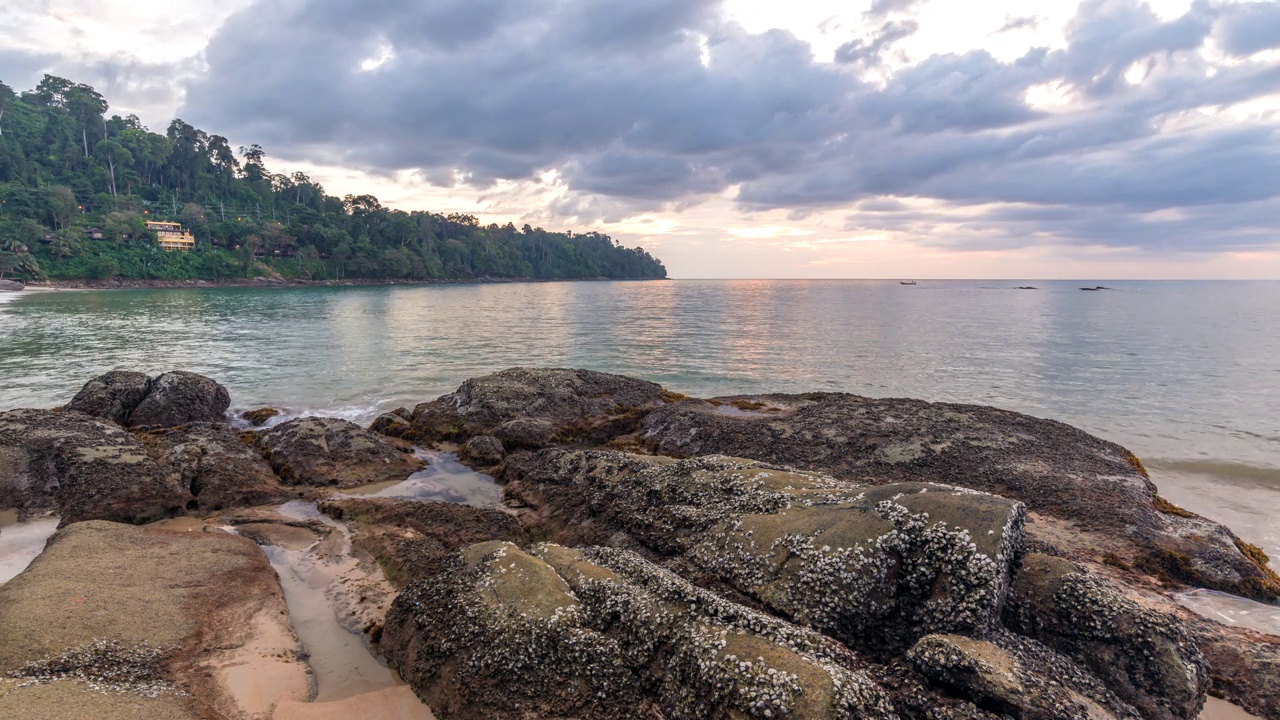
16,275 -> 666,292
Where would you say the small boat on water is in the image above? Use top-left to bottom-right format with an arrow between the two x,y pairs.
900,280 -> 917,285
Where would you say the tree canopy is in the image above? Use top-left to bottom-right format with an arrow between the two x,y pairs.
0,75 -> 667,283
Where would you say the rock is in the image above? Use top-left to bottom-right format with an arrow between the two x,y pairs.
386,367 -> 672,447
64,370 -> 152,425
239,407 -> 281,427
459,435 -> 504,465
319,497 -> 525,587
254,416 -> 424,488
907,632 -> 1140,720
640,394 -> 1280,602
504,448 -> 1025,653
382,540 -> 894,719
1003,553 -> 1209,720
368,407 -> 411,436
136,423 -> 292,512
0,409 -> 187,525
126,371 -> 231,427
1186,620 -> 1280,720
0,520 -> 308,719
0,279 -> 24,291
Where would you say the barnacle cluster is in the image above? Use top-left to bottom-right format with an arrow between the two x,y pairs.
7,639 -> 180,699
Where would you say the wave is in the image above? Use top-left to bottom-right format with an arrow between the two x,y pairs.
1147,459 -> 1280,490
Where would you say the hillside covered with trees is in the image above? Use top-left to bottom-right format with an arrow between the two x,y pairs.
0,76 -> 666,283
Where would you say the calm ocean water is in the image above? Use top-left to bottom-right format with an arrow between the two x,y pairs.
2,279 -> 1278,559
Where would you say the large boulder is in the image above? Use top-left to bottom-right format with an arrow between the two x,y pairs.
65,370 -> 231,428
640,394 -> 1280,602
504,449 -> 1025,653
254,416 -> 424,488
1004,554 -> 1210,720
0,279 -> 24,291
137,423 -> 292,512
127,371 -> 230,427
64,370 -> 152,426
0,520 -> 308,718
0,409 -> 187,525
380,367 -> 673,448
319,497 -> 526,587
382,540 -> 894,720
908,632 -> 1140,720
1185,618 -> 1280,720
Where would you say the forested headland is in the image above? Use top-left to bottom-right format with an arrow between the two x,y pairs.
0,76 -> 666,284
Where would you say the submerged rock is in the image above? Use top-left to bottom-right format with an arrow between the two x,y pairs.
65,370 -> 231,428
382,540 -> 895,720
504,448 -> 1025,653
137,423 -> 292,512
907,632 -> 1140,720
240,407 -> 281,427
254,416 -> 424,488
381,367 -> 672,447
639,394 -> 1280,602
459,434 -> 504,466
0,408 -> 186,525
1003,553 -> 1209,720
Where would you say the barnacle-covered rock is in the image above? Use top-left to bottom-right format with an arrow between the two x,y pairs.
239,407 -> 281,427
137,423 -> 292,512
907,632 -> 1140,720
1004,554 -> 1209,720
0,408 -> 187,525
640,394 -> 1279,602
124,371 -> 232,428
64,370 -> 152,425
504,449 -> 1025,653
459,434 -> 505,466
382,540 -> 896,719
253,416 -> 424,487
384,367 -> 671,448
319,497 -> 526,587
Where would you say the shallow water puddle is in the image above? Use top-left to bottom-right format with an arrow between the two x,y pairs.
0,515 -> 60,584
341,450 -> 503,508
1176,588 -> 1280,636
1201,696 -> 1264,720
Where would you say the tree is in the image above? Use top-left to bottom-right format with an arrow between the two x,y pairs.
43,186 -> 79,230
0,251 -> 16,279
241,234 -> 261,277
95,138 -> 132,197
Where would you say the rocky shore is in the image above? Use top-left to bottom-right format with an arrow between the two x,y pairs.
22,275 -> 663,291
1,367 -> 1277,719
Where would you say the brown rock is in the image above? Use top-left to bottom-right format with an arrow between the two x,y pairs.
127,371 -> 231,428
254,416 -> 424,488
239,407 -> 281,427
64,370 -> 152,426
137,423 -> 292,512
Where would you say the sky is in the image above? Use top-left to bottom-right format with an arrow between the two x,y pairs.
2,0 -> 1280,278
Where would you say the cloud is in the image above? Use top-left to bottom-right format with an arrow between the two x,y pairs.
103,0 -> 1280,254
993,15 -> 1041,34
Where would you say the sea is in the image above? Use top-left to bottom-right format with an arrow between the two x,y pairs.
2,279 -> 1278,565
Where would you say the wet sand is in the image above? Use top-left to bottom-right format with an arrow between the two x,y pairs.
1201,696 -> 1264,720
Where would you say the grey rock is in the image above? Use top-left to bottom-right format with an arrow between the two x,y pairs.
0,279 -> 24,291
459,435 -> 504,465
139,423 -> 291,512
126,371 -> 231,428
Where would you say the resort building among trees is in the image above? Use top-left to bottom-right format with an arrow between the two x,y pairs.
145,221 -> 196,252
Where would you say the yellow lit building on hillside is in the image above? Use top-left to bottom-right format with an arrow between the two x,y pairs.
145,221 -> 196,252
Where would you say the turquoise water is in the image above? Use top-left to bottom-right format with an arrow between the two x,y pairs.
2,280 -> 1278,556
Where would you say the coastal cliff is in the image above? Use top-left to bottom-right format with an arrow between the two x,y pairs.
1,368 -> 1277,719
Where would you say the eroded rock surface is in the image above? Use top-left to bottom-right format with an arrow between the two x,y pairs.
320,497 -> 526,587
137,423 -> 292,512
640,395 -> 1280,602
383,540 -> 895,720
908,632 -> 1140,720
380,367 -> 672,448
64,370 -> 152,426
1004,553 -> 1209,720
0,409 -> 186,525
127,371 -> 231,428
254,416 -> 424,488
504,449 -> 1025,653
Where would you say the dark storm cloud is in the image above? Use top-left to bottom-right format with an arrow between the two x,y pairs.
180,0 -> 1280,252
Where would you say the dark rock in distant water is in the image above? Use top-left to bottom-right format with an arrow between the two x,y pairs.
0,408 -> 186,525
380,367 -> 671,448
65,370 -> 231,428
908,631 -> 1141,719
0,279 -> 24,291
459,435 -> 504,466
137,423 -> 292,512
503,449 -> 1025,654
320,497 -> 525,587
1003,553 -> 1208,720
254,416 -> 424,488
639,394 -> 1280,602
381,540 -> 895,720
65,370 -> 152,425
127,371 -> 230,427
239,407 -> 281,427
